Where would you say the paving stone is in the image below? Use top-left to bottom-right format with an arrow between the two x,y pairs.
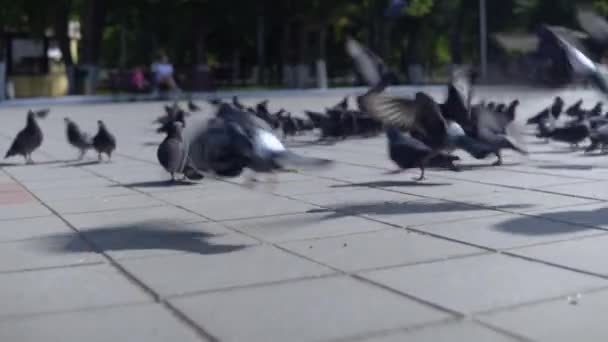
46,193 -> 166,214
293,187 -> 422,209
460,189 -> 597,213
63,206 -> 204,230
281,229 -> 485,272
0,264 -> 149,318
540,180 -> 608,200
440,169 -> 587,188
224,212 -> 393,242
119,245 -> 334,296
509,234 -> 608,275
0,216 -> 73,242
362,321 -> 518,342
416,214 -> 604,250
181,195 -> 318,221
480,288 -> 608,342
19,177 -> 115,190
32,185 -> 137,202
0,203 -> 51,220
362,254 -> 608,314
0,304 -> 205,342
522,202 -> 608,230
170,276 -> 451,342
0,236 -> 102,272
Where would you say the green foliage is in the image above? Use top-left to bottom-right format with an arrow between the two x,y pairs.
406,0 -> 434,17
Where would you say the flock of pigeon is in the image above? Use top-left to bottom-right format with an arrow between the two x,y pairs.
5,8 -> 608,187
3,109 -> 117,165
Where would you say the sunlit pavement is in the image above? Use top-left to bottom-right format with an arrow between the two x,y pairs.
1,86 -> 608,341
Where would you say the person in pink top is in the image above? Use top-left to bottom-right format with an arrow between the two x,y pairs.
130,65 -> 148,92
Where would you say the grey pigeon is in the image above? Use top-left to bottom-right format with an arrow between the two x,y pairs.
5,110 -> 43,164
186,104 -> 333,186
92,120 -> 116,162
64,117 -> 93,160
156,121 -> 203,181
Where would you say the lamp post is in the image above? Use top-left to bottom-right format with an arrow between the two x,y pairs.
479,0 -> 488,81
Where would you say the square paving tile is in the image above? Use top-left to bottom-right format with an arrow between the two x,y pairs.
0,236 -> 102,272
540,181 -> 608,201
480,288 -> 608,342
32,185 -> 137,202
20,177 -> 115,190
0,216 -> 73,242
509,234 -> 608,275
46,193 -> 165,214
63,206 -> 204,230
182,195 -> 318,221
460,190 -> 597,213
281,229 -> 485,272
170,276 -> 451,342
119,245 -> 334,296
223,212 -> 393,242
362,254 -> 607,314
0,304 -> 204,342
415,214 -> 603,250
440,170 -> 587,188
0,264 -> 149,318
525,202 -> 608,229
362,321 -> 518,342
0,203 -> 51,220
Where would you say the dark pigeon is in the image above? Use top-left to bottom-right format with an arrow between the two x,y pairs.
385,127 -> 459,181
188,99 -> 201,112
64,117 -> 92,160
157,121 -> 203,181
4,110 -> 43,164
92,120 -> 116,162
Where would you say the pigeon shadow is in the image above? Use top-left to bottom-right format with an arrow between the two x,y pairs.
307,201 -> 534,220
532,149 -> 579,154
115,180 -> 197,188
35,222 -> 247,256
455,161 -> 521,170
494,207 -> 608,235
331,181 -> 450,189
141,141 -> 160,147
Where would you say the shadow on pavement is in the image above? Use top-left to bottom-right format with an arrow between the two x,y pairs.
494,207 -> 608,235
307,201 -> 533,220
36,221 -> 248,256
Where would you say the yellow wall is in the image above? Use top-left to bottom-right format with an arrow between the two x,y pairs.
10,73 -> 68,98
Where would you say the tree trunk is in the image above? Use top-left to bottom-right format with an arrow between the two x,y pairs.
53,0 -> 75,94
256,14 -> 266,85
315,27 -> 328,89
295,24 -> 308,88
281,21 -> 294,87
80,0 -> 107,94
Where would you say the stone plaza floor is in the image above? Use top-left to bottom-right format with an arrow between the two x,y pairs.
1,86 -> 608,341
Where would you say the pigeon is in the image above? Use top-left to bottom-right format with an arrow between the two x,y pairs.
472,105 -> 528,165
186,104 -> 333,186
232,96 -> 246,110
64,117 -> 92,160
92,120 -> 116,161
385,127 -> 458,180
157,121 -> 203,181
550,96 -> 564,119
33,108 -> 50,118
566,99 -> 584,117
588,101 -> 603,117
155,103 -> 189,129
4,110 -> 43,164
541,122 -> 590,147
586,123 -> 608,153
527,108 -> 551,125
188,99 -> 201,112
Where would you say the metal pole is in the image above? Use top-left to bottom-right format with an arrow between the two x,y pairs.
479,0 -> 488,81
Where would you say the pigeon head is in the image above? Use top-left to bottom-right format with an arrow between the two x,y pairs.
97,120 -> 106,130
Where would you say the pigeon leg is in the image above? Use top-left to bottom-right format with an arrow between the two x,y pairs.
492,151 -> 503,166
25,154 -> 32,164
415,166 -> 426,181
97,153 -> 103,162
77,149 -> 86,161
